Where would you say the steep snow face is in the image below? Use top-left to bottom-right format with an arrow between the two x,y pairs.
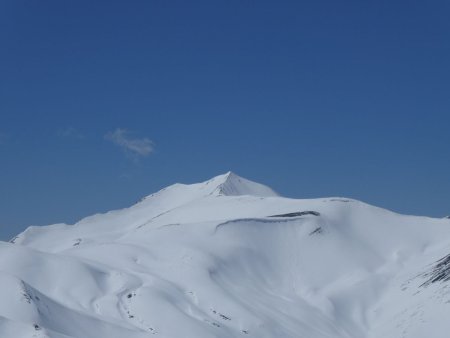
2,173 -> 450,338
207,172 -> 278,197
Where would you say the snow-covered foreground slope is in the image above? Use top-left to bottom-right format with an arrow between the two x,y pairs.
2,172 -> 450,338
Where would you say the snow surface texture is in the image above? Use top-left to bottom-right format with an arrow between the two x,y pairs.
2,172 -> 450,338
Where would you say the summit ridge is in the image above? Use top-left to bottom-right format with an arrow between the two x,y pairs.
206,171 -> 278,197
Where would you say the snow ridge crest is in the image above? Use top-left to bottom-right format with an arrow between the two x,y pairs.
210,171 -> 278,197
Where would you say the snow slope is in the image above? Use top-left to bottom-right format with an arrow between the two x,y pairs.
2,172 -> 450,338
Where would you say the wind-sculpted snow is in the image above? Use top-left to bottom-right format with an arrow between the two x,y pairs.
2,173 -> 450,338
268,211 -> 321,217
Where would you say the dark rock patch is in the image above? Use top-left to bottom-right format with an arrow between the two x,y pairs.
328,199 -> 352,203
309,227 -> 323,235
420,253 -> 450,287
211,309 -> 231,321
269,211 -> 320,218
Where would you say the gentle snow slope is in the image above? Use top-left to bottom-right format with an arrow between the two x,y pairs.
2,172 -> 450,338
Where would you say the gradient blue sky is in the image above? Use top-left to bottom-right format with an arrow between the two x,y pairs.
1,0 -> 449,240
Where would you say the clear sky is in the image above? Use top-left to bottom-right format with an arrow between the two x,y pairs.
1,0 -> 449,241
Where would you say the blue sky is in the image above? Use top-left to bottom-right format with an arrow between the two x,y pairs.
1,0 -> 449,240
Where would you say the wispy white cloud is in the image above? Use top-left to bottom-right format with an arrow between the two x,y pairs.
57,127 -> 85,139
105,128 -> 154,158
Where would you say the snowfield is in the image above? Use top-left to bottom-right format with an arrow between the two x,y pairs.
1,172 -> 450,338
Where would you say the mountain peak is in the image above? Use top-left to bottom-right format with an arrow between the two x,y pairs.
207,172 -> 278,197
8,172 -> 450,338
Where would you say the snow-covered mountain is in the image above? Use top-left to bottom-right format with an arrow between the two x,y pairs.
1,172 -> 450,338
